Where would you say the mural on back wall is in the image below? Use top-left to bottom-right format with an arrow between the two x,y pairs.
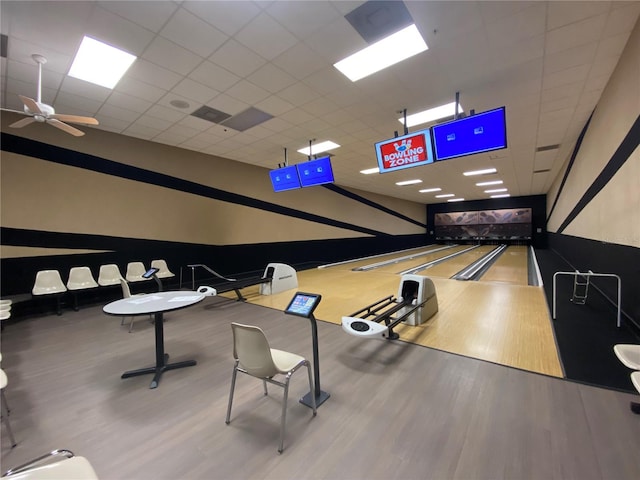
434,208 -> 532,240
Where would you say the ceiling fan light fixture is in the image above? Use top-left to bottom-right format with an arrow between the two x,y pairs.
69,36 -> 136,89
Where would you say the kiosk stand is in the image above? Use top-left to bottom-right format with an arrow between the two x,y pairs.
284,292 -> 330,408
143,267 -> 162,291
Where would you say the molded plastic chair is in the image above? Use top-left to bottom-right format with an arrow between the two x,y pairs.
225,322 -> 316,453
125,262 -> 148,283
1,449 -> 98,479
119,279 -> 149,333
97,264 -> 123,287
613,344 -> 640,370
66,267 -> 98,311
151,260 -> 175,279
614,344 -> 640,414
32,270 -> 67,315
1,368 -> 16,448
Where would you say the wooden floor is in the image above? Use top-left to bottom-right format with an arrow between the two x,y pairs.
1,297 -> 639,479
236,246 -> 563,377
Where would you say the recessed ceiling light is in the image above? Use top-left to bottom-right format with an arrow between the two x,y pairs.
399,102 -> 463,128
491,194 -> 511,198
396,179 -> 422,186
476,180 -> 503,186
334,24 -> 427,82
448,198 -> 465,202
419,187 -> 442,193
297,141 -> 340,156
360,167 -> 380,174
463,168 -> 497,176
484,188 -> 507,193
435,193 -> 455,198
69,36 -> 136,89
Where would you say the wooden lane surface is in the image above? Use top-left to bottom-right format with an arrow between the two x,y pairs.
365,245 -> 474,274
480,245 -> 529,285
419,244 -> 498,278
226,266 -> 563,378
322,244 -> 458,271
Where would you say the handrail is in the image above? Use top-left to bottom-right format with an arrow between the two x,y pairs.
4,449 -> 75,476
552,271 -> 622,327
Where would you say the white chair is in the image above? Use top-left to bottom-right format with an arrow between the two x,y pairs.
97,264 -> 123,287
0,301 -> 11,325
613,344 -> 640,414
66,267 -> 99,311
1,368 -> 16,448
225,322 -> 316,453
125,262 -> 149,283
613,344 -> 640,370
119,279 -> 150,333
2,449 -> 98,479
151,260 -> 175,279
32,270 -> 67,315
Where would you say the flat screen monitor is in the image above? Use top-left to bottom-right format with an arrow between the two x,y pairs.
374,127 -> 434,173
269,165 -> 301,192
297,156 -> 334,187
142,267 -> 159,278
431,106 -> 507,161
284,292 -> 322,318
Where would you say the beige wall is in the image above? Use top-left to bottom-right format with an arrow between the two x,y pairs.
547,17 -> 640,248
1,113 -> 426,259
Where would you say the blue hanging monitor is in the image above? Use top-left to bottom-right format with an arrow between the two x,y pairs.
297,156 -> 335,187
431,106 -> 507,161
269,164 -> 301,192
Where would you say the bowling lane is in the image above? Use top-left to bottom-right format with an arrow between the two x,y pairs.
418,245 -> 498,278
322,245 -> 456,272
372,244 -> 475,274
479,245 -> 529,285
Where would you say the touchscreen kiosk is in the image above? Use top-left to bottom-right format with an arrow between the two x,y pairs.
142,267 -> 160,279
285,292 -> 321,318
284,291 -> 329,407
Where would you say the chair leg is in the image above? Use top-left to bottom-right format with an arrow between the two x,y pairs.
279,374 -> 291,454
1,390 -> 16,448
129,317 -> 135,333
1,389 -> 10,415
225,361 -> 239,425
263,379 -> 268,396
306,361 -> 317,416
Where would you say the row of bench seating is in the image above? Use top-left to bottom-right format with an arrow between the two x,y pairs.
30,260 -> 175,314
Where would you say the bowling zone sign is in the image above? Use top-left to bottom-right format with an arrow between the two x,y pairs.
374,128 -> 434,173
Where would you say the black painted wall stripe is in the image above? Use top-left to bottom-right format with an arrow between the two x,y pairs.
1,133 -> 398,238
546,112 -> 593,223
557,114 -> 640,233
322,183 -> 427,228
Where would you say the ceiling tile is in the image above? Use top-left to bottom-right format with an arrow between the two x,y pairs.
234,12 -> 299,61
181,0 -> 262,37
97,0 -> 178,32
247,63 -> 298,94
160,7 -> 228,58
126,59 -> 182,91
190,60 -> 241,91
142,36 -> 203,75
208,39 -> 267,77
171,78 -> 219,104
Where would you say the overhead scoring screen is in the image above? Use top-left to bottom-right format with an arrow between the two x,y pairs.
374,128 -> 434,173
431,107 -> 507,161
297,156 -> 335,187
269,165 -> 301,192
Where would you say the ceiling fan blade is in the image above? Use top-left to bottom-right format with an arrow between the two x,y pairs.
18,95 -> 43,114
50,113 -> 99,125
9,117 -> 37,128
47,118 -> 85,137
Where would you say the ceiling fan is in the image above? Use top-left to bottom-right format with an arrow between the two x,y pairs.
5,54 -> 99,137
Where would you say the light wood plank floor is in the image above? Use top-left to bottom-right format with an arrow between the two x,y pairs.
236,246 -> 563,377
1,299 -> 638,479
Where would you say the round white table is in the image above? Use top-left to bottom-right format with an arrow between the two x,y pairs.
103,291 -> 205,389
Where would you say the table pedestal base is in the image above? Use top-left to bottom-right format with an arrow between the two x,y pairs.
121,353 -> 197,389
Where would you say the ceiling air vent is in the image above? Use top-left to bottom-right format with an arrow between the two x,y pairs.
536,144 -> 560,152
220,107 -> 273,132
345,1 -> 413,44
191,105 -> 232,124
